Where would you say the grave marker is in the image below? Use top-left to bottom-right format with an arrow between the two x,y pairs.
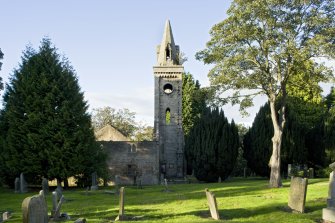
288,177 -> 308,213
14,177 -> 20,193
22,190 -> 48,223
91,172 -> 98,191
20,173 -> 27,193
323,162 -> 335,222
42,178 -> 49,194
115,187 -> 126,221
205,188 -> 220,220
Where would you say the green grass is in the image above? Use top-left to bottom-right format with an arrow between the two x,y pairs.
0,178 -> 329,222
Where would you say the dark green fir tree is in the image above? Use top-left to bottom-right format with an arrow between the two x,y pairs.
0,38 -> 106,186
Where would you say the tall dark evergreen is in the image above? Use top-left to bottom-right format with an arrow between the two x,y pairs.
243,97 -> 325,177
185,107 -> 239,182
182,72 -> 207,174
0,39 -> 106,186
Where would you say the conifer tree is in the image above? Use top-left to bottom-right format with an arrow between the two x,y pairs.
185,107 -> 239,182
0,39 -> 106,186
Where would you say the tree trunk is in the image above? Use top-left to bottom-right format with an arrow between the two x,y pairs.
64,178 -> 69,189
269,100 -> 284,188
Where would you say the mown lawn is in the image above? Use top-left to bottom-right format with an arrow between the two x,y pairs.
0,178 -> 329,223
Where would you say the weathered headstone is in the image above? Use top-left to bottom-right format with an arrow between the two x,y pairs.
288,177 -> 308,213
164,178 -> 168,191
205,188 -> 220,220
14,177 -> 20,193
91,172 -> 98,191
115,187 -> 126,221
20,173 -> 28,193
218,177 -> 222,183
323,162 -> 335,223
54,195 -> 65,220
55,185 -> 62,199
2,211 -> 10,221
42,178 -> 49,194
22,190 -> 48,223
288,164 -> 292,178
51,191 -> 58,217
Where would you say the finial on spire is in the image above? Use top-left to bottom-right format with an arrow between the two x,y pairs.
156,20 -> 180,66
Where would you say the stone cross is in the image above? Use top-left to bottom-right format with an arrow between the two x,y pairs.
91,172 -> 98,191
205,188 -> 220,220
22,190 -> 48,223
42,178 -> 49,194
288,177 -> 308,213
115,187 -> 126,221
20,173 -> 28,193
323,162 -> 335,222
14,177 -> 20,193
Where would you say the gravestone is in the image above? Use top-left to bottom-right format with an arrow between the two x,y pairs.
42,178 -> 49,194
51,191 -> 58,217
2,212 -> 10,221
115,187 -> 126,221
22,190 -> 48,223
14,177 -> 20,193
323,162 -> 335,223
288,164 -> 292,178
20,173 -> 28,193
218,177 -> 221,183
55,186 -> 62,199
205,188 -> 220,220
288,177 -> 308,213
164,178 -> 168,191
243,168 -> 247,178
91,172 -> 98,191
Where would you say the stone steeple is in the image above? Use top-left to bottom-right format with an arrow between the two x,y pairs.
156,20 -> 180,66
153,20 -> 185,179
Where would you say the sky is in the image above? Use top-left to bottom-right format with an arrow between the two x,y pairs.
1,1 -> 334,127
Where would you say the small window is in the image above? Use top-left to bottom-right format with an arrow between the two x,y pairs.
166,108 -> 171,124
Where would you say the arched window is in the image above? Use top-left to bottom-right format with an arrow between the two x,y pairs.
166,108 -> 171,124
165,44 -> 171,60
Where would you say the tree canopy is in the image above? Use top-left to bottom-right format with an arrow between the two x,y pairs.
0,39 -> 106,186
196,0 -> 335,187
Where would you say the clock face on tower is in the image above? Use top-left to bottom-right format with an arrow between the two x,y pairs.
163,83 -> 173,94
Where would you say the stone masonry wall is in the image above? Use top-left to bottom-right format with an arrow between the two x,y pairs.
99,141 -> 159,185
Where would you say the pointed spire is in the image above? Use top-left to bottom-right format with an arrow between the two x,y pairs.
157,20 -> 180,66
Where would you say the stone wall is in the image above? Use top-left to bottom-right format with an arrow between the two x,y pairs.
99,141 -> 159,185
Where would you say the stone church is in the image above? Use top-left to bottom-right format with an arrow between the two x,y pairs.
97,20 -> 185,185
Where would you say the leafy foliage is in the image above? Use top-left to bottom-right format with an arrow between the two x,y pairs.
91,107 -> 137,138
325,87 -> 335,162
185,107 -> 239,182
196,0 -> 335,187
0,39 -> 106,186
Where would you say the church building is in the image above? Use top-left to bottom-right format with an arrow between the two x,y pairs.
97,20 -> 185,185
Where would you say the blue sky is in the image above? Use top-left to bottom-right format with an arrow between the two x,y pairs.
1,1 -> 333,126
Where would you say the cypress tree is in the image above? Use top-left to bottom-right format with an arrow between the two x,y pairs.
0,38 -> 106,186
187,107 -> 239,182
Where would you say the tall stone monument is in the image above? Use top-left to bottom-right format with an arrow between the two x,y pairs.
323,162 -> 335,222
153,20 -> 185,179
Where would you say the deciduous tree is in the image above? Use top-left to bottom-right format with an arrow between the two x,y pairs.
196,0 -> 335,187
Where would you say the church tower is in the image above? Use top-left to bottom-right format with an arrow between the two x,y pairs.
153,20 -> 185,179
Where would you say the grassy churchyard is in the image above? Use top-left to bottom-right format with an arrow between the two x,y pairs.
0,177 -> 330,223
